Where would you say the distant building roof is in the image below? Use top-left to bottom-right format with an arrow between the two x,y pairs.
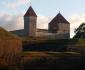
24,6 -> 37,17
49,13 -> 69,24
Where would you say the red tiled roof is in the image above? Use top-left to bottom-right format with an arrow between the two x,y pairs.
24,6 -> 37,17
49,13 -> 69,24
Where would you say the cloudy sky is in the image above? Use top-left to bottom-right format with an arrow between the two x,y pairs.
0,0 -> 85,38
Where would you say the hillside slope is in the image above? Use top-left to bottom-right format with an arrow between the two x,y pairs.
0,27 -> 20,39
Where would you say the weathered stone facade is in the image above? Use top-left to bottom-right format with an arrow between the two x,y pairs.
11,6 -> 70,39
24,17 -> 37,37
48,13 -> 70,38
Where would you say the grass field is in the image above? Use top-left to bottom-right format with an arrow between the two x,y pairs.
22,51 -> 82,70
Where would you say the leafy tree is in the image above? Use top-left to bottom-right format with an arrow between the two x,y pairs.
73,23 -> 85,38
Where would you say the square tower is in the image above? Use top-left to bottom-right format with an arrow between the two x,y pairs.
24,6 -> 37,37
48,13 -> 70,38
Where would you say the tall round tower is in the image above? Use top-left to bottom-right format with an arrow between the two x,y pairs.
24,6 -> 37,37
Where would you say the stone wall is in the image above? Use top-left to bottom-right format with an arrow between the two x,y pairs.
57,23 -> 70,35
36,32 -> 70,39
48,23 -> 70,39
10,29 -> 24,37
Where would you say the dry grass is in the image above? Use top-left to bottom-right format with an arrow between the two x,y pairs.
0,27 -> 20,39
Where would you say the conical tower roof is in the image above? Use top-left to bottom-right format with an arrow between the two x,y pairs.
24,6 -> 37,17
49,13 -> 69,24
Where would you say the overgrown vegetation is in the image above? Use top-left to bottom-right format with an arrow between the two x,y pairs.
0,26 -> 85,70
22,38 -> 79,51
22,51 -> 82,70
0,27 -> 20,39
74,23 -> 85,38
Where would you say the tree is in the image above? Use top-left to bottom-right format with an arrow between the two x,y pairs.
73,23 -> 85,38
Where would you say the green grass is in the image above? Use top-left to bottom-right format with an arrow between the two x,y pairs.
22,51 -> 81,57
22,51 -> 82,70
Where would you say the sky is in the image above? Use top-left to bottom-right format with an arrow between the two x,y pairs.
0,0 -> 85,38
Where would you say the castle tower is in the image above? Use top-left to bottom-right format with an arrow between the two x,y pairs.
24,6 -> 37,37
48,12 -> 70,38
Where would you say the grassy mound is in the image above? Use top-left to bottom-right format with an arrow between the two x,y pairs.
0,27 -> 20,39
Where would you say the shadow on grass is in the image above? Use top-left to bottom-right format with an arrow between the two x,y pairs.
23,56 -> 83,70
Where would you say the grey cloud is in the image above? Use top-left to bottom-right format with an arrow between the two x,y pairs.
0,14 -> 24,31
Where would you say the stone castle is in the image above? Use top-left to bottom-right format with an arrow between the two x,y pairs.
11,6 -> 70,39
